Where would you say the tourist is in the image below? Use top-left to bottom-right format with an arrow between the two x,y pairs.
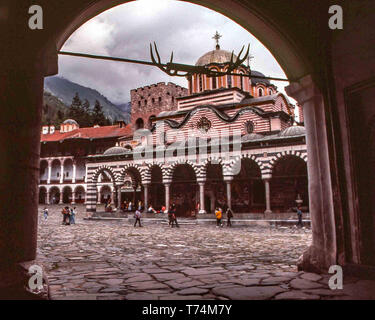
43,207 -> 48,221
147,205 -> 156,213
128,201 -> 132,211
226,207 -> 233,227
170,204 -> 179,228
61,206 -> 70,225
134,209 -> 142,227
297,206 -> 303,227
161,205 -> 166,214
70,206 -> 76,224
215,207 -> 223,227
138,200 -> 142,211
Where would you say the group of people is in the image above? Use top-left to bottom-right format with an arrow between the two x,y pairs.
61,206 -> 76,225
133,203 -> 180,228
215,206 -> 234,227
121,200 -> 143,212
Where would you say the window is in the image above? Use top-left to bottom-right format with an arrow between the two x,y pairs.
212,76 -> 217,89
269,89 -> 273,95
258,88 -> 264,96
239,72 -> 244,90
227,75 -> 232,88
245,121 -> 254,134
135,118 -> 144,130
199,75 -> 203,92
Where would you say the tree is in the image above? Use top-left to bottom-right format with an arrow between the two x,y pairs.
68,92 -> 82,121
80,99 -> 91,127
91,100 -> 107,126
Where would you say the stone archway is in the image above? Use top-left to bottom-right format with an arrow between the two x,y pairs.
270,155 -> 308,213
86,166 -> 119,214
170,163 -> 198,217
232,158 -> 263,213
2,0 -> 361,299
38,187 -> 47,204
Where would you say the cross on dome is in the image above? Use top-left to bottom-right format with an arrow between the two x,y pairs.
212,31 -> 222,49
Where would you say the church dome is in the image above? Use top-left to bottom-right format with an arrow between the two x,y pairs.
279,125 -> 306,137
63,119 -> 79,126
103,146 -> 129,155
195,48 -> 238,66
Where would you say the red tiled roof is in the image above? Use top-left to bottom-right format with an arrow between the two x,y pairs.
41,125 -> 133,142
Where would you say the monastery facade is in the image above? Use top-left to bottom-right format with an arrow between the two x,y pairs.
39,41 -> 308,217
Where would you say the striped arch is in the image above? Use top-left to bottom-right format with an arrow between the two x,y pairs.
267,150 -> 308,176
199,156 -> 224,180
91,165 -> 120,184
164,159 -> 200,181
86,165 -> 119,214
119,163 -> 145,186
143,162 -> 167,184
225,154 -> 264,176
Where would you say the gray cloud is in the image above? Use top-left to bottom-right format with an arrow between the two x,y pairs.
57,0 -> 289,104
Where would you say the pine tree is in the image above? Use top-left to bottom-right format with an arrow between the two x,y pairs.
92,100 -> 107,126
68,92 -> 82,121
80,99 -> 91,127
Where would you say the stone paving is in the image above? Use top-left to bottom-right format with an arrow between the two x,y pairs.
37,205 -> 375,300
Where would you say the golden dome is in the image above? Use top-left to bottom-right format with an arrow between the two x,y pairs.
195,48 -> 238,66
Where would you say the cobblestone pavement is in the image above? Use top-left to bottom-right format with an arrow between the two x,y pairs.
37,205 -> 375,300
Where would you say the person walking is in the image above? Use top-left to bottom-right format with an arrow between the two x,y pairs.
134,209 -> 142,227
61,206 -> 70,225
215,207 -> 223,227
128,201 -> 132,212
70,206 -> 76,224
169,204 -> 179,228
296,206 -> 303,227
226,207 -> 233,227
43,207 -> 48,221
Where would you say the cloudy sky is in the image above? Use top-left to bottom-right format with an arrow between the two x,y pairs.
57,0 -> 289,105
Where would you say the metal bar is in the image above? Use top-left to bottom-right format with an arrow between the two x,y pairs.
58,51 -> 290,82
58,51 -> 160,67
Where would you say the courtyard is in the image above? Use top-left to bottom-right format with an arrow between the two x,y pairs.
37,205 -> 373,300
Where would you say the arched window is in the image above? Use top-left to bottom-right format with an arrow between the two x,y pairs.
268,88 -> 273,95
239,71 -> 244,90
135,118 -> 144,130
258,87 -> 264,97
227,75 -> 232,88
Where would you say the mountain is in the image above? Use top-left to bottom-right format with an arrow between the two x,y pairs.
44,76 -> 131,123
115,102 -> 132,114
42,91 -> 68,126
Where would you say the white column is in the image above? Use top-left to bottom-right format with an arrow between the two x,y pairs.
224,177 -> 233,210
117,186 -> 122,209
72,161 -> 76,183
59,161 -> 64,184
164,182 -> 171,211
263,178 -> 272,214
143,184 -> 149,212
198,181 -> 206,214
97,187 -> 101,204
59,190 -> 63,204
71,190 -> 76,205
47,160 -> 52,184
46,192 -> 50,205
